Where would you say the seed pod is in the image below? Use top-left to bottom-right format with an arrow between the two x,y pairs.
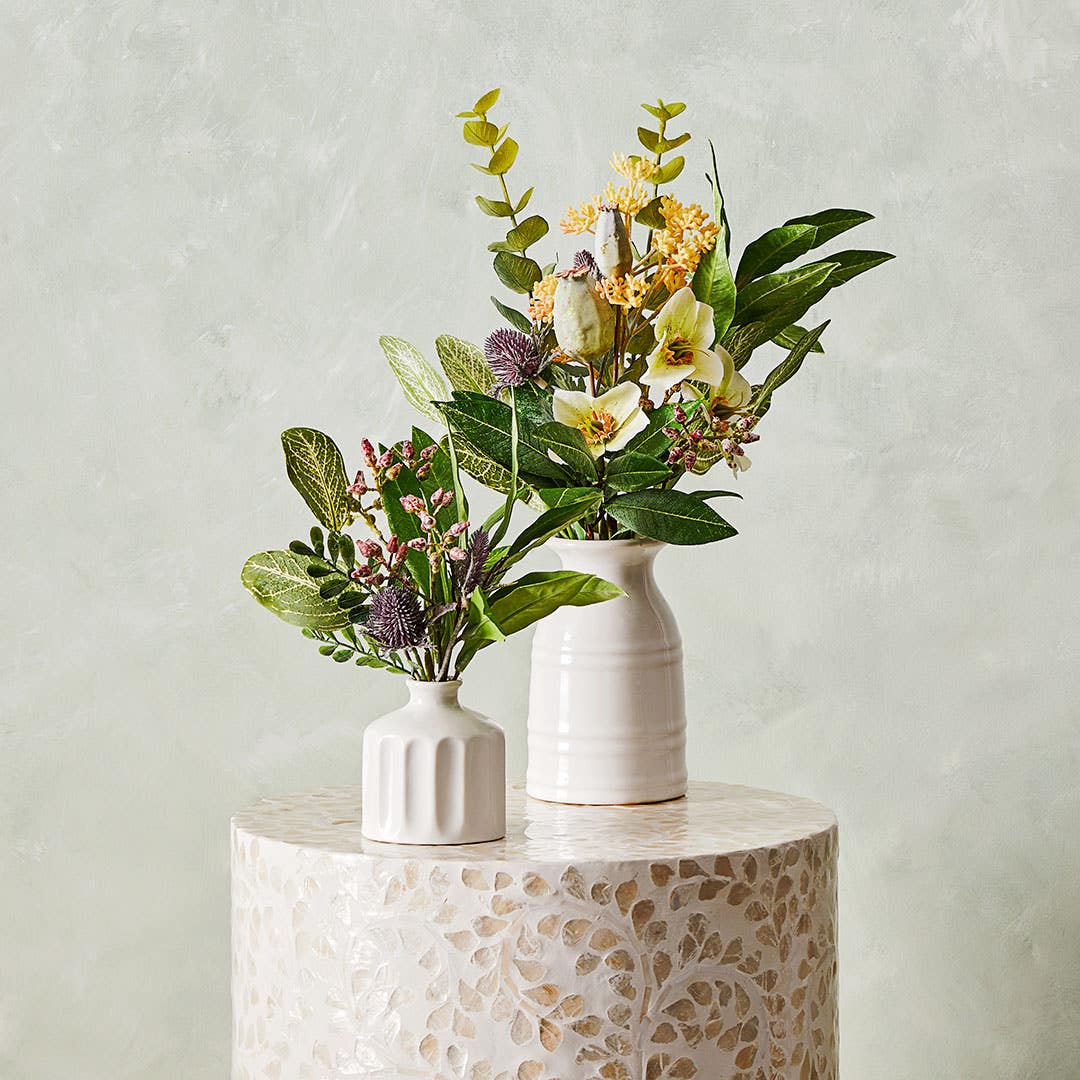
594,206 -> 632,279
553,258 -> 615,363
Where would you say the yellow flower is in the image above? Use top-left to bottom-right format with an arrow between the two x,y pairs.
599,272 -> 649,310
560,198 -> 601,235
528,274 -> 558,322
552,383 -> 649,458
610,153 -> 658,185
602,181 -> 652,217
652,196 -> 720,278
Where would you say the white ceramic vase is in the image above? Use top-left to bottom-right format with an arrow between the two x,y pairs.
361,679 -> 505,844
527,538 -> 687,805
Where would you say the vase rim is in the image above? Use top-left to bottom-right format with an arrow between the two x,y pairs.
548,537 -> 666,551
406,677 -> 463,687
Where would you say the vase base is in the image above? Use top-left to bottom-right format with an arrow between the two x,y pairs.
525,780 -> 688,807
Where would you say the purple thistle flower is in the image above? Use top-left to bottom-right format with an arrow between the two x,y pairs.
571,249 -> 600,277
453,528 -> 492,593
484,328 -> 547,390
367,586 -> 426,649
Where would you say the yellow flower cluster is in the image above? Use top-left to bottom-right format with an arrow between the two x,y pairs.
652,195 -> 720,288
610,153 -> 658,185
600,272 -> 650,310
528,273 -> 558,322
560,152 -> 659,234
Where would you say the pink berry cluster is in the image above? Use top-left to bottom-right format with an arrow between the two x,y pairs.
662,405 -> 761,475
396,487 -> 470,568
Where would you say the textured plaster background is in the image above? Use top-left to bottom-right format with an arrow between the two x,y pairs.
2,1 -> 1078,1077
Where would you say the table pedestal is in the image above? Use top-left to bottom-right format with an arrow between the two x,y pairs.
232,782 -> 837,1079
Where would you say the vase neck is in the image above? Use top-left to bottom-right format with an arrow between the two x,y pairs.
405,679 -> 462,709
551,539 -> 663,590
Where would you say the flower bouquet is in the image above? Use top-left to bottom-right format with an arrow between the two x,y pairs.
240,424 -> 620,840
374,90 -> 892,803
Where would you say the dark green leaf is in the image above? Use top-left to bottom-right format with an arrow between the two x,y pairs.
318,643 -> 336,656
493,251 -> 542,295
437,393 -> 568,482
624,403 -> 682,457
332,648 -> 353,662
604,451 -> 672,493
688,489 -> 743,501
606,489 -> 737,545
511,382 -> 553,429
503,492 -> 603,561
537,421 -> 598,481
783,207 -> 873,246
289,540 -> 316,557
772,324 -> 825,354
732,263 -> 837,327
690,165 -> 735,340
280,428 -> 353,532
241,551 -> 353,629
490,295 -> 533,333
537,486 -> 598,508
750,320 -> 829,416
513,187 -> 534,214
309,526 -> 324,557
625,320 -> 656,356
735,224 -> 819,286
318,576 -> 349,599
487,570 -> 623,636
807,248 -> 895,286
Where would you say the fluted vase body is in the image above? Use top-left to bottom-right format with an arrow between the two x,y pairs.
362,680 -> 505,844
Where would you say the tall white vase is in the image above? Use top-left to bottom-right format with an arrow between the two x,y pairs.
527,538 -> 687,805
362,679 -> 505,844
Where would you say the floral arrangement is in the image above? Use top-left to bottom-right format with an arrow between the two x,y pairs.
379,91 -> 893,544
241,426 -> 620,679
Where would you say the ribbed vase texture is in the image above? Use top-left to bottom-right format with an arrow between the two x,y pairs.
362,680 -> 505,844
527,539 -> 687,804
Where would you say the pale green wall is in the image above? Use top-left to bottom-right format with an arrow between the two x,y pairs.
2,2 -> 1078,1076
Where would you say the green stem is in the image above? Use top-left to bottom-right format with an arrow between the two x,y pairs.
489,387 -> 519,548
497,174 -> 520,228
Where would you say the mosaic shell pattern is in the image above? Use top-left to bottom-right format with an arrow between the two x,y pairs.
232,782 -> 838,1080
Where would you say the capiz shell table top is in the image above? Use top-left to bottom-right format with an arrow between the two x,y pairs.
232,782 -> 838,1079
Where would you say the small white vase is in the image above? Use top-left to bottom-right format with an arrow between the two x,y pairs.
361,679 -> 505,844
527,538 -> 687,805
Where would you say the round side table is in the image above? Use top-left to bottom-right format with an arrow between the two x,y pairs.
232,782 -> 838,1080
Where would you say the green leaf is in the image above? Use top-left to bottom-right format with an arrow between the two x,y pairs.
732,263 -> 837,327
280,427 -> 353,531
511,382 -> 553,428
318,643 -> 336,655
463,120 -> 499,146
491,295 -> 533,333
604,451 -> 672,493
635,197 -> 666,230
688,489 -> 743,501
501,214 -> 548,252
487,570 -> 623,636
435,334 -> 494,394
466,588 -> 506,643
661,101 -> 686,118
289,539 -> 316,557
691,172 -> 737,342
309,526 -> 324,557
637,127 -> 660,154
640,103 -> 664,119
354,652 -> 399,671
449,435 -> 542,509
625,320 -> 656,356
750,320 -> 829,416
379,336 -> 448,424
536,421 -> 598,481
475,195 -> 514,217
606,489 -> 737,545
437,393 -> 567,482
735,224 -> 819,287
493,251 -> 542,294
503,492 -> 603,563
772,324 -> 825,354
513,187 -> 534,214
241,551 -> 353,630
653,156 -> 685,184
783,208 -> 873,246
456,110 -> 476,119
537,486 -> 598,508
657,131 -> 691,153
473,87 -> 500,114
808,248 -> 895,286
487,137 -> 518,175
623,403 -> 681,458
